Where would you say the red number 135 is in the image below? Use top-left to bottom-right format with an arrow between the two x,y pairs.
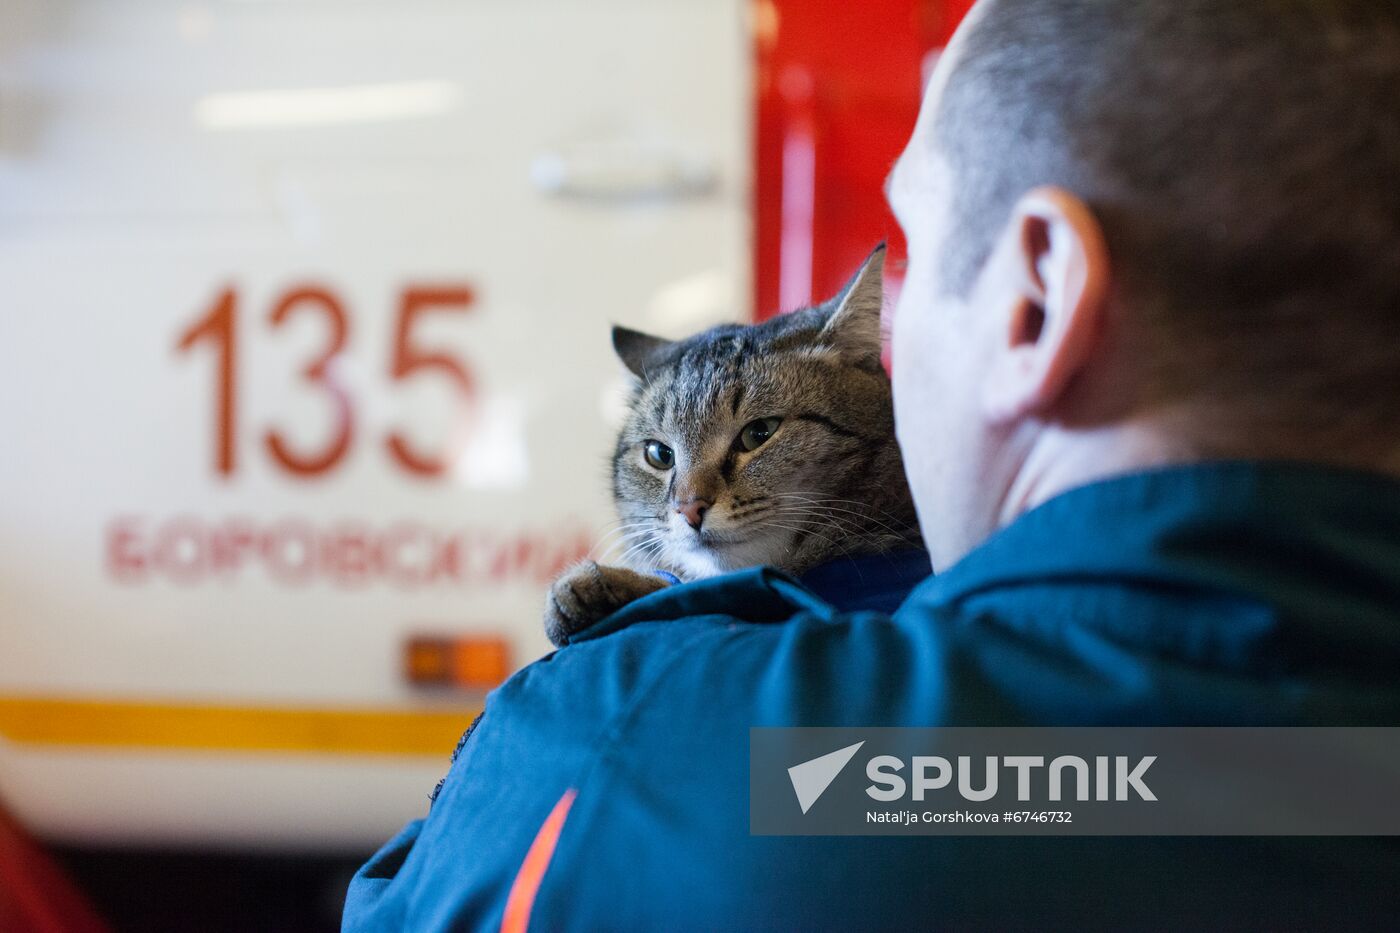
176,283 -> 476,480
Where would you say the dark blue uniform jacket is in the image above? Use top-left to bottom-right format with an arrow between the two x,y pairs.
345,463 -> 1400,930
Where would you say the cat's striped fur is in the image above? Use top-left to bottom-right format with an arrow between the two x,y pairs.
609,246 -> 921,580
543,246 -> 921,646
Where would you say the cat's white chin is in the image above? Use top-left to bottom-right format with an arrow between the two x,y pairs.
671,534 -> 787,580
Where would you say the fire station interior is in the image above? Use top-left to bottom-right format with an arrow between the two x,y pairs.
10,0 -> 1394,930
0,1 -> 963,929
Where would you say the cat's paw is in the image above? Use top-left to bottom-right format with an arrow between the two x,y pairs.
543,560 -> 669,647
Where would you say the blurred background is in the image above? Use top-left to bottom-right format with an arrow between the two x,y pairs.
0,0 -> 969,928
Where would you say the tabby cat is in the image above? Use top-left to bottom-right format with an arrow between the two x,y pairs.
543,246 -> 921,646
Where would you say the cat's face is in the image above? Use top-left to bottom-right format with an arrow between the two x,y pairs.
609,248 -> 920,580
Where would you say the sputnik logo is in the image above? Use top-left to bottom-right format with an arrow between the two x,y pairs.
787,741 -> 865,814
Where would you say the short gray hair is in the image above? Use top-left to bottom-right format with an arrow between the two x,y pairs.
934,0 -> 1400,440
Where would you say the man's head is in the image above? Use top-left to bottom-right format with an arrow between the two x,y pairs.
890,0 -> 1400,569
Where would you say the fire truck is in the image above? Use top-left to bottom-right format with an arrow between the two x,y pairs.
0,0 -> 968,922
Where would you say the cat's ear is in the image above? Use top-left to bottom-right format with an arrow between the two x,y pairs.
611,325 -> 671,378
819,243 -> 885,369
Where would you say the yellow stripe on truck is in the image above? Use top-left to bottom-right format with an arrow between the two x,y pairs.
0,695 -> 479,758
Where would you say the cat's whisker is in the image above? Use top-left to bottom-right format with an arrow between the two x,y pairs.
772,504 -> 901,535
591,518 -> 656,535
769,495 -> 919,542
590,515 -> 655,537
615,537 -> 657,564
761,519 -> 845,554
588,523 -> 658,560
616,533 -> 669,571
589,528 -> 636,554
769,503 -> 888,534
773,493 -> 919,532
770,509 -> 889,556
589,522 -> 657,555
773,509 -> 910,545
763,522 -> 867,578
726,499 -> 908,559
770,491 -> 915,525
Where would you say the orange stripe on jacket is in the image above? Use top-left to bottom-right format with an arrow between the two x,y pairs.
500,789 -> 577,933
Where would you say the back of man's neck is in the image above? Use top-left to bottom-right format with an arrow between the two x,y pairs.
1000,412 -> 1400,528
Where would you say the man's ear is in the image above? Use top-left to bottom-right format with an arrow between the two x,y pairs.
611,325 -> 671,378
819,243 -> 886,369
980,188 -> 1110,422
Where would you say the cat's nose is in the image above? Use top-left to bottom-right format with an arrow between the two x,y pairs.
675,499 -> 710,530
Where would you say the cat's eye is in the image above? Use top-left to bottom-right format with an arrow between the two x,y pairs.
643,440 -> 675,470
737,418 -> 782,452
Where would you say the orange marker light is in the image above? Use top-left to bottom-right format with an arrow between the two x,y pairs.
404,635 -> 511,690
